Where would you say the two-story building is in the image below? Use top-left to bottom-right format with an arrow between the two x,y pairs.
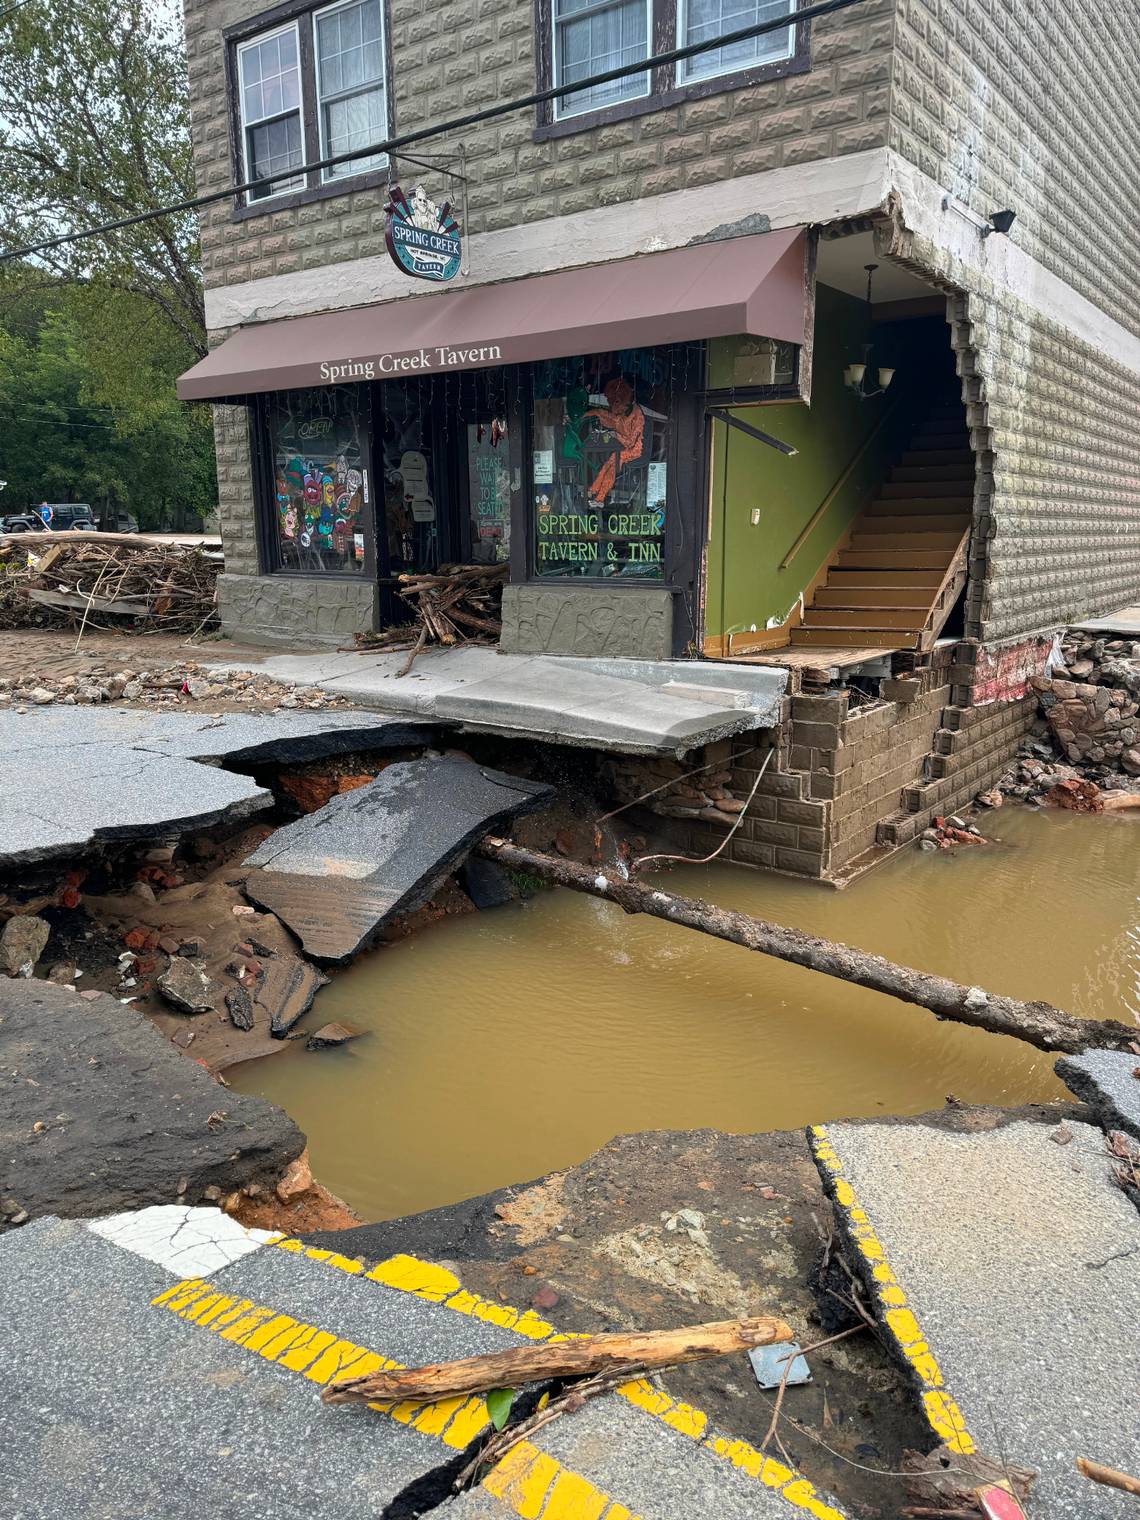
178,0 -> 1140,878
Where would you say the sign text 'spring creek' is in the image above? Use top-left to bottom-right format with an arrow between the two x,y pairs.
319,346 -> 503,383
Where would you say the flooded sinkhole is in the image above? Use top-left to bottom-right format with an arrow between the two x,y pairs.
229,806 -> 1140,1222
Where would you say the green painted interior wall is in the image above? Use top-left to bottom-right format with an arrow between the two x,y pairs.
704,289 -> 947,642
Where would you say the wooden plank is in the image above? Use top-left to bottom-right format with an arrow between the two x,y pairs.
24,587 -> 152,617
880,479 -> 975,499
838,549 -> 954,570
790,627 -> 909,648
829,569 -> 943,587
800,608 -> 927,630
814,586 -> 930,608
861,513 -> 971,532
849,531 -> 963,552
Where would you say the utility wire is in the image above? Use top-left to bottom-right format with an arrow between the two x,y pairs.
0,0 -> 36,21
0,0 -> 870,264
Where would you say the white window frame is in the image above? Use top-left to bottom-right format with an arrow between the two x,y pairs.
552,0 -> 652,122
312,0 -> 389,183
676,0 -> 795,85
236,20 -> 305,206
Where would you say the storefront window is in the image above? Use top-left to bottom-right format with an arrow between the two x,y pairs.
531,348 -> 668,579
266,386 -> 368,573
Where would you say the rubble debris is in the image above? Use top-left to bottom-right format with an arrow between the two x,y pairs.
275,1148 -> 313,1203
917,816 -> 987,850
0,915 -> 52,977
306,1022 -> 361,1049
225,987 -> 255,1031
602,740 -> 751,824
0,980 -> 304,1225
1027,632 -> 1140,773
0,661 -> 359,714
902,1446 -> 1035,1512
243,754 -> 554,963
324,1312 -> 792,1406
459,854 -> 515,910
0,537 -> 220,634
156,957 -> 215,1015
476,837 -> 1138,1053
255,958 -> 329,1037
0,707 -> 432,868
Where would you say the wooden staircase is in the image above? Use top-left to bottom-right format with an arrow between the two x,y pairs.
789,402 -> 974,652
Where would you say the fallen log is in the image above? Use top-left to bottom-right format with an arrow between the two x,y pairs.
322,1313 -> 791,1405
475,838 -> 1137,1054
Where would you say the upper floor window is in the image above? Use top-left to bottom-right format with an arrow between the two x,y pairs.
540,0 -> 803,130
315,0 -> 388,181
238,26 -> 305,201
229,0 -> 389,207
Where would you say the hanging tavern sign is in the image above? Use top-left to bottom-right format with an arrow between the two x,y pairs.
385,184 -> 461,283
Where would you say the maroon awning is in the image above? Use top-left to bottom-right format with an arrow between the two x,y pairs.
178,227 -> 807,401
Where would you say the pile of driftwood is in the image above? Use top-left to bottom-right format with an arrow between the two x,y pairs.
0,532 -> 220,635
354,562 -> 508,672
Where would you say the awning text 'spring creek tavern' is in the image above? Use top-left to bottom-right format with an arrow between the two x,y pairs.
320,344 -> 504,382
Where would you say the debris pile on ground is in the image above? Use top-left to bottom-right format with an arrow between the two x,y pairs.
0,662 -> 352,713
916,814 -> 987,850
0,539 -> 221,633
602,740 -> 749,823
1030,631 -> 1140,774
353,562 -> 507,665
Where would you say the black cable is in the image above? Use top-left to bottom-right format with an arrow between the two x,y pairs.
0,0 -> 869,264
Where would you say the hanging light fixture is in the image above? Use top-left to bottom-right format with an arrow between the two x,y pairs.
844,264 -> 896,399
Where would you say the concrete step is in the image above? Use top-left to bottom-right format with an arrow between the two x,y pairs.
812,1118 -> 1140,1519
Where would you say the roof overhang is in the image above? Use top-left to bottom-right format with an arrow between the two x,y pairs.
178,226 -> 809,401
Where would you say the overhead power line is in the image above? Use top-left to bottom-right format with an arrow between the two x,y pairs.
0,0 -> 870,264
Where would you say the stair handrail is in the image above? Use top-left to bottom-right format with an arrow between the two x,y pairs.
779,395 -> 905,571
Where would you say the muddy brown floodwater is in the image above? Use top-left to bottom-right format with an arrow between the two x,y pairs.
229,806 -> 1140,1221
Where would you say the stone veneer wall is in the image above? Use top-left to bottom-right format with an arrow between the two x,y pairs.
183,0 -> 894,288
613,639 -> 1043,881
500,586 -> 673,660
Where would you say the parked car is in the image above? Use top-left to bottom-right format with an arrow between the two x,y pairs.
38,503 -> 96,530
108,513 -> 140,533
0,514 -> 45,533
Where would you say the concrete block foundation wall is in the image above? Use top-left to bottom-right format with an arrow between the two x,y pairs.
614,638 -> 1043,882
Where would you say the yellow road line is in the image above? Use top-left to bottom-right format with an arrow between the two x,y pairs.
809,1125 -> 976,1456
262,1237 -> 845,1519
153,1275 -> 634,1520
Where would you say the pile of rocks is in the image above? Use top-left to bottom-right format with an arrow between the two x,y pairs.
1030,633 -> 1140,777
604,743 -> 747,824
0,664 -> 353,714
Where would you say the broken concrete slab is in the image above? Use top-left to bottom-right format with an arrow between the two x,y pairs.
0,980 -> 304,1226
0,707 -> 433,868
1057,1049 -> 1140,1141
813,1114 -> 1140,1519
242,754 -> 553,962
156,956 -> 215,1014
207,643 -> 787,757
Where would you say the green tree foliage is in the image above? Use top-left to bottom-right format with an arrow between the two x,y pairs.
0,0 -> 204,354
0,1 -> 217,527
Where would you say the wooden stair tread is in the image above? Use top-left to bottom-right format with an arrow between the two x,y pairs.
862,513 -> 971,532
849,531 -> 965,551
869,497 -> 973,512
801,610 -> 927,629
838,549 -> 956,569
789,628 -> 911,649
880,480 -> 978,498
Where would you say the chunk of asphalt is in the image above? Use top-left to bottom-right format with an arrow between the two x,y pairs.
242,754 -> 554,963
0,981 -> 303,1224
1056,1049 -> 1140,1141
0,707 -> 435,867
815,1116 -> 1140,1519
